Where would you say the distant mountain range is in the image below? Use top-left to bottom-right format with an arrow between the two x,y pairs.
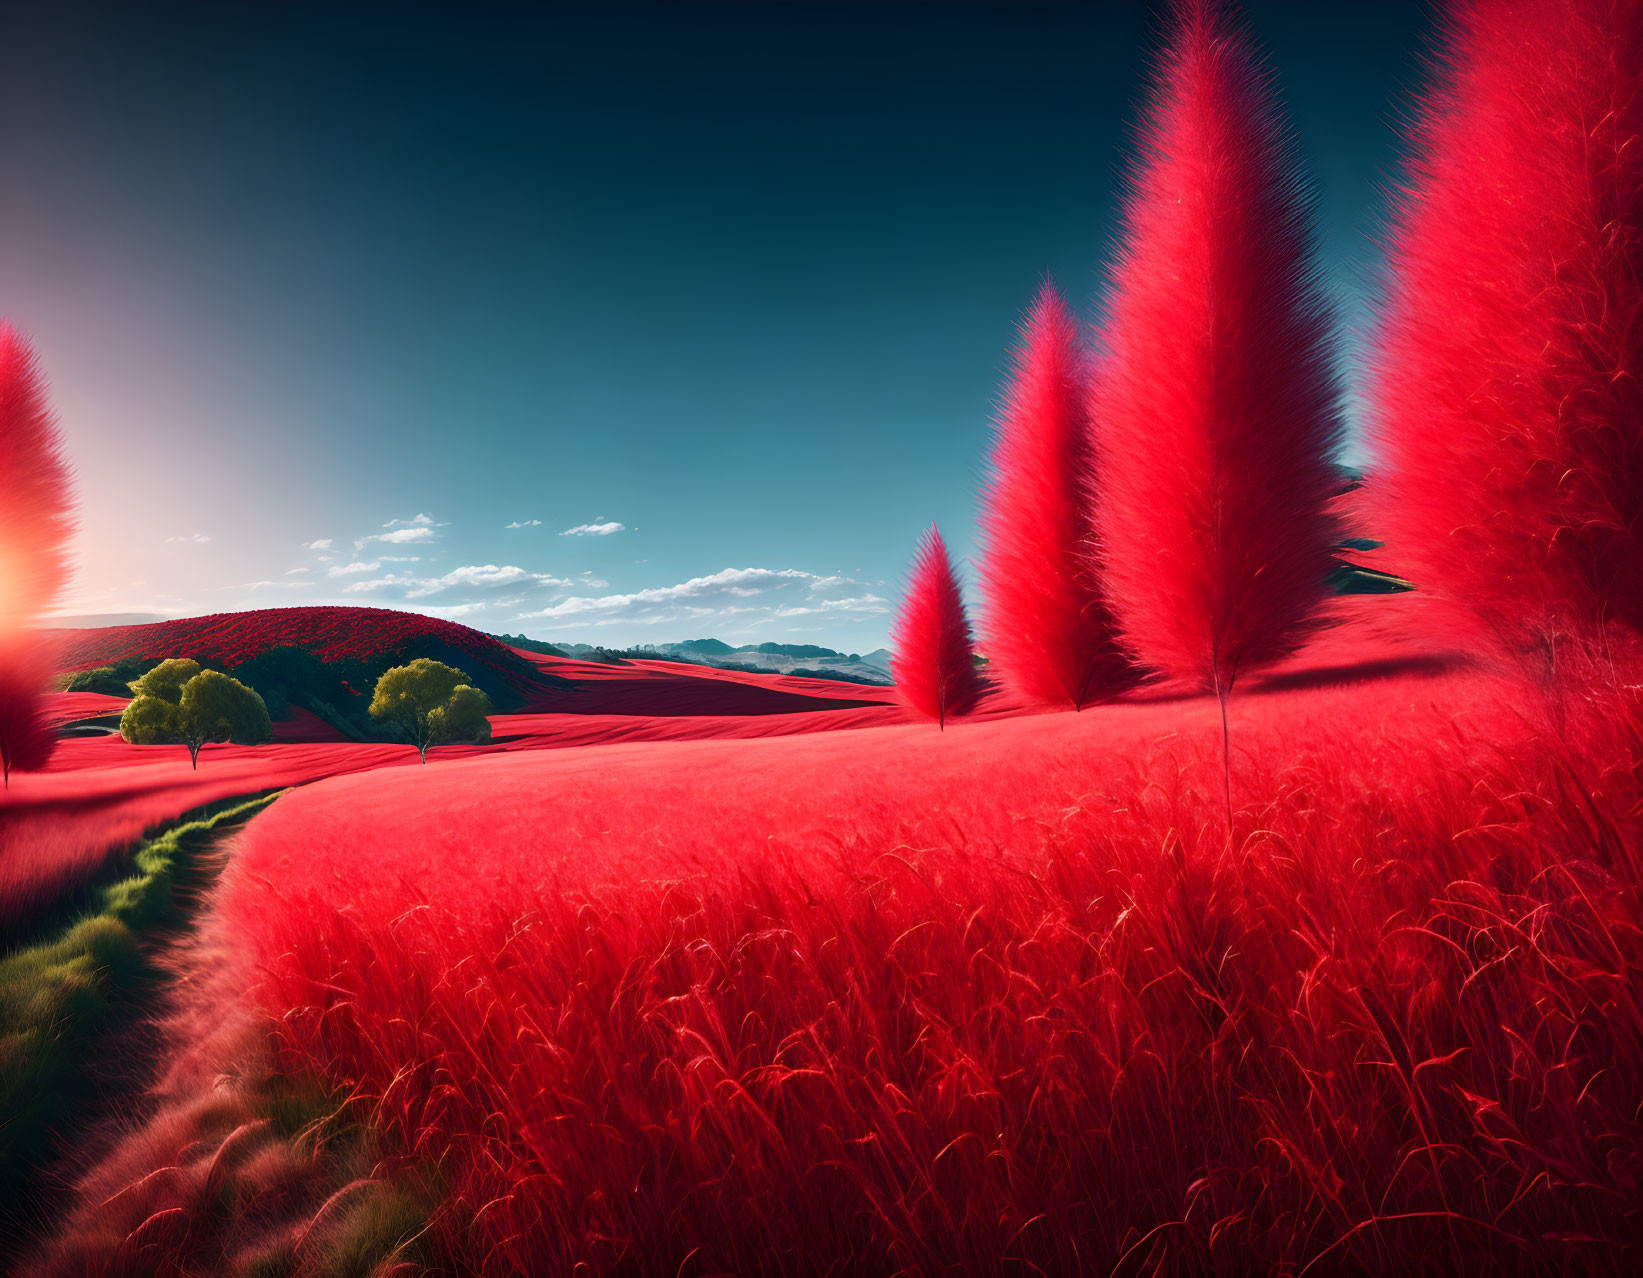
492,634 -> 894,686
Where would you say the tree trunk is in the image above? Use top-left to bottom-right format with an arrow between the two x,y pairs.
1213,663 -> 1233,840
189,742 -> 200,770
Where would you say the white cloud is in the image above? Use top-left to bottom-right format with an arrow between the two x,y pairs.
561,520 -> 626,537
342,564 -> 571,601
221,578 -> 313,592
506,519 -> 543,529
166,533 -> 212,544
436,564 -> 558,590
516,567 -> 876,631
339,573 -> 421,594
410,601 -> 494,619
303,538 -> 334,551
329,560 -> 382,577
353,515 -> 449,551
773,595 -> 890,617
361,526 -> 436,547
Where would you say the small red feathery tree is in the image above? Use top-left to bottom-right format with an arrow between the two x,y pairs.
1363,0 -> 1643,677
0,322 -> 75,784
890,525 -> 981,728
1094,0 -> 1344,704
978,281 -> 1133,709
0,653 -> 55,787
0,323 -> 74,624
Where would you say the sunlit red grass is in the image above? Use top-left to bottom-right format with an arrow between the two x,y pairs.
34,643 -> 1643,1274
0,629 -> 905,938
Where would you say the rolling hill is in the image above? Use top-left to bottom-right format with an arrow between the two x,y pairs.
46,606 -> 545,697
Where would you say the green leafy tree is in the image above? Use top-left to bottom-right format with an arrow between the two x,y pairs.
178,670 -> 273,767
118,694 -> 178,746
429,683 -> 492,748
119,664 -> 271,768
128,657 -> 203,701
369,659 -> 493,763
57,658 -> 162,697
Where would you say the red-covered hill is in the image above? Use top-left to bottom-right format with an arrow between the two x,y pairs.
46,606 -> 542,691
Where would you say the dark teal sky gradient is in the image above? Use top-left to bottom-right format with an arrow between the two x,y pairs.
0,1 -> 1432,649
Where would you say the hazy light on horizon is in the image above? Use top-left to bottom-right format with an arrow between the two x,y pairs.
4,0 -> 1430,649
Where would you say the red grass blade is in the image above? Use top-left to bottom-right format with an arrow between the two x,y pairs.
890,526 -> 981,726
1361,0 -> 1643,675
1094,0 -> 1345,694
978,282 -> 1134,709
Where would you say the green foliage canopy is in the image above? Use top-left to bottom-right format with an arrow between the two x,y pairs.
118,663 -> 271,768
56,658 -> 161,697
118,694 -> 178,744
368,658 -> 493,762
128,657 -> 203,702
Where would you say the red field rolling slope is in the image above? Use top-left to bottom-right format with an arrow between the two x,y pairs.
28,619 -> 1643,1275
1,609 -> 904,933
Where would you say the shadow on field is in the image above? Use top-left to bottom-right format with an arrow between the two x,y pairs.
1253,652 -> 1465,694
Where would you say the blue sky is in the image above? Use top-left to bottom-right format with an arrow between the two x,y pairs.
0,1 -> 1431,652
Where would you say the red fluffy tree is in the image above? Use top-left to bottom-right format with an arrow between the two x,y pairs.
1,322 -> 75,784
890,525 -> 981,728
1094,0 -> 1343,704
1363,0 -> 1643,677
978,282 -> 1133,709
0,653 -> 55,787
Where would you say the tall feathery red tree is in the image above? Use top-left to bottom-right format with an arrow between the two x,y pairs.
0,322 -> 75,785
890,525 -> 981,728
1095,0 -> 1344,705
1364,0 -> 1643,679
978,282 -> 1132,709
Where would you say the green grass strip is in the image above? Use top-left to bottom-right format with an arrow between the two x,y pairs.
0,790 -> 282,1212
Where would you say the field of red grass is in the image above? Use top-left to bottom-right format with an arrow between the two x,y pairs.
24,611 -> 1641,1274
0,631 -> 903,937
4,611 -> 1400,941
